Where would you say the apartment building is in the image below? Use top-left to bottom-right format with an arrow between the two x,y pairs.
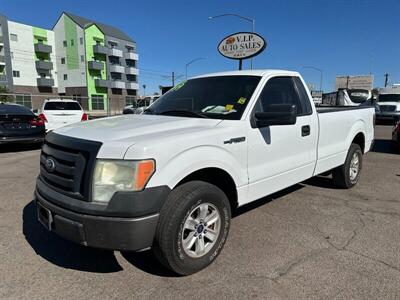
0,12 -> 139,113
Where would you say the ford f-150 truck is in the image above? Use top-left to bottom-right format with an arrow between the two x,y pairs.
35,70 -> 375,275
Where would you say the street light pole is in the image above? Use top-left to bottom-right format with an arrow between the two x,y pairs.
303,66 -> 323,92
209,13 -> 255,69
185,57 -> 207,80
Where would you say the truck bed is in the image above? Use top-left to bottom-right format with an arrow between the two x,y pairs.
316,106 -> 373,113
314,105 -> 375,175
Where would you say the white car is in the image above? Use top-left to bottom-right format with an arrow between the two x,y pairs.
39,99 -> 88,131
35,70 -> 374,275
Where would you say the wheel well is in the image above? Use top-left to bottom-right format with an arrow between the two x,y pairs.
176,168 -> 238,209
352,132 -> 365,153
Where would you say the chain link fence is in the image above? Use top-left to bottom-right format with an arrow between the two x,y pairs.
0,93 -> 140,117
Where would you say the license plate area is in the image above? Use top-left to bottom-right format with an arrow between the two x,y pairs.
37,202 -> 53,231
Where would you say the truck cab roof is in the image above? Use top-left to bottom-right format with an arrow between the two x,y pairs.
192,69 -> 300,79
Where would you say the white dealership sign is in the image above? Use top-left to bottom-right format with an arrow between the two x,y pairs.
218,32 -> 266,60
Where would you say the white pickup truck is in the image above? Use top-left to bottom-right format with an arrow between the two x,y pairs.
35,70 -> 374,275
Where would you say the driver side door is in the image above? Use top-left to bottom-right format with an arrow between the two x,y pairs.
246,76 -> 316,203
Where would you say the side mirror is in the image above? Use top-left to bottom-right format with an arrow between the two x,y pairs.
253,104 -> 297,128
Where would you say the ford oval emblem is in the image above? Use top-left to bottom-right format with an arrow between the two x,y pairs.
45,158 -> 56,173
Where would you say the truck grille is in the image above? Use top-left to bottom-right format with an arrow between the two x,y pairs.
379,105 -> 397,112
39,132 -> 102,201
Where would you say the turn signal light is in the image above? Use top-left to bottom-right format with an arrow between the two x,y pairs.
135,160 -> 155,191
81,113 -> 89,121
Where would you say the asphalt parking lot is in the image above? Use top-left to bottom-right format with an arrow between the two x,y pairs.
0,125 -> 399,299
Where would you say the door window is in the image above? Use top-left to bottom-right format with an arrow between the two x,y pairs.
293,77 -> 313,115
255,76 -> 303,115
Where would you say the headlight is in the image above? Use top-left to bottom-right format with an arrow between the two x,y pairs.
92,159 -> 155,203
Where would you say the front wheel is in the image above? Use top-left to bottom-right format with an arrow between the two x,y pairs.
332,143 -> 363,188
153,181 -> 231,275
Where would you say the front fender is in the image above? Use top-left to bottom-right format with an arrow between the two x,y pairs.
147,145 -> 247,189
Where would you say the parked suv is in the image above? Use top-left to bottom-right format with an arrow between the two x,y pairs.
39,99 -> 88,132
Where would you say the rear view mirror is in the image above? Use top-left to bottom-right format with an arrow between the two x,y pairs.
253,104 -> 297,128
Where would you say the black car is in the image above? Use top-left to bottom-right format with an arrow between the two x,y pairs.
0,103 -> 45,144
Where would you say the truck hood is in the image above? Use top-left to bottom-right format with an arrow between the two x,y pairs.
54,114 -> 222,158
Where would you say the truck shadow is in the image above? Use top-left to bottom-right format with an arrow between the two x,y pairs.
22,200 -> 123,273
22,176 -> 338,277
371,139 -> 398,154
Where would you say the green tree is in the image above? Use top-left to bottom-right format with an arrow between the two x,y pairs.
0,86 -> 13,103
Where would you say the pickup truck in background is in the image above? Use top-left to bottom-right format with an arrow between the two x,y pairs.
376,85 -> 400,123
321,88 -> 372,106
35,70 -> 375,275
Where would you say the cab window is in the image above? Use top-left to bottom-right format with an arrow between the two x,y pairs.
254,76 -> 304,115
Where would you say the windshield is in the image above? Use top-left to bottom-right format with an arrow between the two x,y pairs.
379,94 -> 400,102
348,89 -> 370,103
44,102 -> 82,110
145,76 -> 261,120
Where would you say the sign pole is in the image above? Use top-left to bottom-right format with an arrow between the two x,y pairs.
239,59 -> 243,70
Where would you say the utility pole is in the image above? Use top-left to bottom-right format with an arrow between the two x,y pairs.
384,73 -> 389,87
172,71 -> 175,86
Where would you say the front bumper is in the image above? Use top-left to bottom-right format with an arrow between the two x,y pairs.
35,178 -> 170,251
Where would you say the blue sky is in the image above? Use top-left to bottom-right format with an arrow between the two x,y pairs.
1,0 -> 399,94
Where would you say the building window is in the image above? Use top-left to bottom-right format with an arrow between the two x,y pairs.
15,94 -> 32,109
91,95 -> 104,110
126,74 -> 137,82
126,96 -> 137,106
10,34 -> 18,41
63,74 -> 68,80
71,39 -> 74,46
61,57 -> 65,64
13,70 -> 20,78
63,40 -> 67,47
80,37 -> 83,45
80,55 -> 84,62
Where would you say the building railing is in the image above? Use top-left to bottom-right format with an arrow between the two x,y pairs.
93,44 -> 108,55
35,60 -> 53,70
37,77 -> 54,87
34,43 -> 52,53
88,61 -> 104,71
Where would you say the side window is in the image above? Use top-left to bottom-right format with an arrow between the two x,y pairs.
256,76 -> 303,115
293,77 -> 313,115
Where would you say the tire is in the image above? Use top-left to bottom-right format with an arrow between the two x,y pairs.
332,143 -> 363,189
153,181 -> 231,275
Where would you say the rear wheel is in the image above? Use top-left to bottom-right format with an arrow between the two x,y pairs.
153,181 -> 231,275
332,143 -> 363,188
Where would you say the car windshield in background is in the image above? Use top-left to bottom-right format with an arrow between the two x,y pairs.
146,76 -> 262,120
0,103 -> 34,116
348,89 -> 370,103
379,94 -> 400,102
44,102 -> 82,110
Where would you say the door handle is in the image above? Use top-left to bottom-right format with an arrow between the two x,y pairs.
301,125 -> 310,137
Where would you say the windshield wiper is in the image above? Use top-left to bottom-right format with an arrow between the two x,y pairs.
159,110 -> 207,118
